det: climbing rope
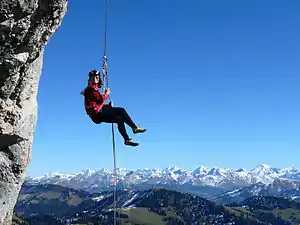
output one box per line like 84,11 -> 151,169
101,0 -> 119,224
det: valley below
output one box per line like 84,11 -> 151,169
13,164 -> 300,224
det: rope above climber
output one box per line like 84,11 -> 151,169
81,69 -> 146,147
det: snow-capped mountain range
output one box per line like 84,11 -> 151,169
25,164 -> 300,194
210,179 -> 300,204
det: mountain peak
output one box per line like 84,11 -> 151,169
167,166 -> 181,171
281,165 -> 298,172
258,164 -> 271,168
235,168 -> 247,172
193,165 -> 209,174
81,169 -> 95,176
251,164 -> 271,172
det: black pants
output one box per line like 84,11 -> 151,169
94,106 -> 137,140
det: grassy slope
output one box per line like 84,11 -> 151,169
264,208 -> 300,225
120,206 -> 254,225
226,206 -> 257,220
230,206 -> 300,225
236,196 -> 300,225
120,206 -> 300,225
121,208 -> 166,225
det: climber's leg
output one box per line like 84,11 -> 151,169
100,106 -> 146,134
111,107 -> 137,130
113,107 -> 147,134
96,106 -> 139,146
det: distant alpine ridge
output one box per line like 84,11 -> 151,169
25,164 -> 300,195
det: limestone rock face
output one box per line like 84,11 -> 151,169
0,0 -> 68,223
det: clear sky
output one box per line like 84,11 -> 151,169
26,0 -> 300,177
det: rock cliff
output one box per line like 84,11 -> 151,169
0,0 -> 68,223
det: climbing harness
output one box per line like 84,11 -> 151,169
101,0 -> 119,224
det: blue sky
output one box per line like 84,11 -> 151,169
26,0 -> 300,177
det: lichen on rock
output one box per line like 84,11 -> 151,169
0,0 -> 68,224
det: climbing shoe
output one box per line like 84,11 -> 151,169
124,138 -> 139,147
133,127 -> 146,134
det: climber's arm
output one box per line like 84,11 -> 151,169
102,87 -> 110,102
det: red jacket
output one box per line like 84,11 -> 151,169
84,84 -> 109,118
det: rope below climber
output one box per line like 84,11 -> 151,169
80,70 -> 146,147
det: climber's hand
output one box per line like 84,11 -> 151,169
105,87 -> 110,95
109,101 -> 114,107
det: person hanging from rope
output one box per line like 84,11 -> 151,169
81,69 -> 146,147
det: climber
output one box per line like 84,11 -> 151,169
81,69 -> 146,147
